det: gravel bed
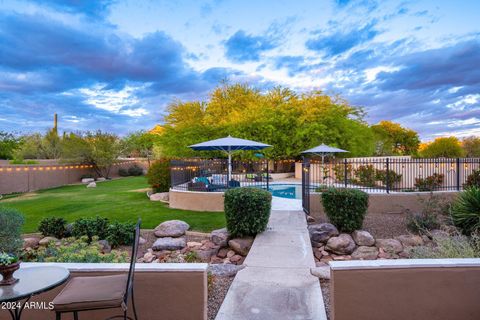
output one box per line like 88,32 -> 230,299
208,275 -> 234,320
362,213 -> 408,238
320,279 -> 330,320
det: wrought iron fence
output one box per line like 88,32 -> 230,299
171,159 -> 274,192
302,157 -> 480,194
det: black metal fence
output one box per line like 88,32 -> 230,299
171,159 -> 274,192
302,157 -> 480,194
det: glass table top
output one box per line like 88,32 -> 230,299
0,266 -> 70,302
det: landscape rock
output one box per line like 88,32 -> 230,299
308,223 -> 339,246
228,237 -> 254,256
143,250 -> 156,263
211,228 -> 230,247
23,237 -> 40,249
139,236 -> 147,245
230,254 -> 243,264
97,240 -> 111,253
325,234 -> 356,255
375,239 -> 403,254
86,182 -> 97,188
187,241 -> 202,248
351,246 -> 379,260
39,236 -> 59,246
352,230 -> 375,246
152,236 -> 186,251
193,247 -> 219,262
310,266 -> 331,280
154,220 -> 190,238
217,248 -> 229,259
210,256 -> 224,264
150,192 -> 169,202
81,178 -> 95,184
395,235 -> 424,247
208,264 -> 245,277
96,177 -> 106,182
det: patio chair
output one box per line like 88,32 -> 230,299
52,219 -> 142,320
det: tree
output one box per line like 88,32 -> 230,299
62,131 -> 122,178
122,131 -> 158,166
419,137 -> 465,158
0,131 -> 22,159
40,129 -> 62,159
462,136 -> 480,157
371,121 -> 420,156
14,133 -> 42,159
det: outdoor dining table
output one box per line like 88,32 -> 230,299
0,265 -> 70,320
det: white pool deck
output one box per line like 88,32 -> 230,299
215,203 -> 327,320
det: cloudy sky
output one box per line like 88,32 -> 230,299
0,0 -> 479,140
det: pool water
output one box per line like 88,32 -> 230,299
267,184 -> 302,200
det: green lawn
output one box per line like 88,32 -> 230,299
1,177 -> 225,233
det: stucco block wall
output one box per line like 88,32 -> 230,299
169,189 -> 224,211
330,260 -> 480,320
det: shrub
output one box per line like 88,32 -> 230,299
406,212 -> 441,234
31,237 -> 128,263
375,169 -> 402,189
118,168 -> 129,177
128,165 -> 144,176
321,188 -> 369,232
410,234 -> 480,259
224,187 -> 272,237
465,169 -> 480,188
354,165 -> 376,187
72,216 -> 109,242
147,159 -> 170,192
0,207 -> 24,255
106,221 -> 135,248
333,163 -> 352,183
414,173 -> 444,191
38,217 -> 67,238
451,187 -> 480,235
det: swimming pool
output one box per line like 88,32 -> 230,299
266,184 -> 302,200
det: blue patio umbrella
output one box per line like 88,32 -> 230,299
189,135 -> 272,181
302,143 -> 348,163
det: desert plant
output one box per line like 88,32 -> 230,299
72,216 -> 109,242
38,217 -> 68,238
451,187 -> 480,235
354,165 -> 376,187
410,233 -> 480,258
146,159 -> 170,192
224,187 -> 272,237
128,165 -> 144,176
106,221 -> 135,248
321,188 -> 369,232
31,237 -> 128,263
0,207 -> 24,255
465,169 -> 480,188
414,173 -> 444,191
406,212 -> 441,234
118,168 -> 129,177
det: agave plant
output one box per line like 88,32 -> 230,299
451,187 -> 480,235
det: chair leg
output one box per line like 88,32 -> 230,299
73,311 -> 79,320
131,289 -> 139,320
56,312 -> 61,320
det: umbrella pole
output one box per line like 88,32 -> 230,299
228,148 -> 232,186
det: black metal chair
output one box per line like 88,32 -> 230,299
52,219 -> 142,320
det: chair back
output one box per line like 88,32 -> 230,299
124,219 -> 141,305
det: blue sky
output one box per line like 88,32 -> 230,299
0,0 -> 479,140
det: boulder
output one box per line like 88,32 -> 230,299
308,223 -> 339,246
217,248 -> 229,259
143,250 -> 156,263
150,192 -> 169,202
187,241 -> 202,248
96,177 -> 106,182
39,236 -> 59,246
210,256 -> 224,264
395,235 -> 424,247
325,234 -> 356,255
152,236 -> 186,251
351,246 -> 379,260
228,237 -> 254,256
193,247 -> 219,262
310,266 -> 331,280
154,220 -> 190,238
86,182 -> 96,188
230,255 -> 243,264
208,264 -> 245,277
97,240 -> 111,253
23,237 -> 40,249
375,239 -> 403,254
211,228 -> 230,247
81,178 -> 94,184
352,230 -> 375,246
139,236 -> 147,245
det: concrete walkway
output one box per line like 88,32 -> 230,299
215,208 -> 327,320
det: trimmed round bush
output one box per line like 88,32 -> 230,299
38,217 -> 68,238
321,188 -> 369,232
146,159 -> 170,192
118,168 -> 129,177
224,187 -> 272,237
451,187 -> 480,235
72,216 -> 109,242
0,206 -> 24,255
128,165 -> 144,176
106,221 -> 135,248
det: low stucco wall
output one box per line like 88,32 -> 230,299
330,259 -> 480,320
0,263 -> 207,320
169,189 -> 224,212
309,191 -> 458,218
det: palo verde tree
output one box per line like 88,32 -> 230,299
371,121 -> 420,156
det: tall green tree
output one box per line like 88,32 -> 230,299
462,136 -> 480,157
420,137 -> 465,158
371,121 -> 420,156
0,131 -> 22,159
122,131 -> 158,166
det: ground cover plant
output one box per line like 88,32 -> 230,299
0,177 -> 225,233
